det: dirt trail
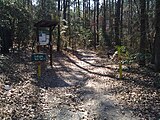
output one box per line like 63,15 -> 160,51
1,49 -> 159,119
38,49 -> 141,120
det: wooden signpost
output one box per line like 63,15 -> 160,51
31,53 -> 47,61
117,46 -> 122,80
31,53 -> 47,79
32,19 -> 58,79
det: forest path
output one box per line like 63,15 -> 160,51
38,49 -> 140,120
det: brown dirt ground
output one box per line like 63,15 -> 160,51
0,48 -> 159,120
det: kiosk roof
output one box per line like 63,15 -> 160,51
34,20 -> 58,27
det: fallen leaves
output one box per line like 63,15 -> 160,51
0,49 -> 160,120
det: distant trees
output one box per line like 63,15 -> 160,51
1,0 -> 160,70
36,0 -> 56,20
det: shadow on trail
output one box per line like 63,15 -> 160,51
69,49 -> 160,89
35,50 -> 91,89
66,49 -> 108,68
42,50 -> 159,120
64,49 -> 160,119
52,51 -> 90,85
64,52 -> 117,79
53,49 -> 159,90
37,67 -> 71,89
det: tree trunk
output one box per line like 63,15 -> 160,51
77,0 -> 81,33
155,0 -> 160,71
129,0 -> 133,47
78,0 -> 80,19
41,0 -> 46,18
67,0 -> 71,49
109,0 -> 114,42
139,0 -> 146,66
63,0 -> 67,24
146,0 -> 152,53
103,0 -> 111,46
57,0 -> 61,51
97,0 -> 99,45
115,0 -> 121,46
94,0 -> 97,50
103,0 -> 106,44
83,0 -> 86,27
120,0 -> 123,39
89,0 -> 91,22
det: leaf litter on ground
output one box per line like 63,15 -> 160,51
0,49 -> 159,120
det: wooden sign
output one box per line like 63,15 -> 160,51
31,53 -> 46,61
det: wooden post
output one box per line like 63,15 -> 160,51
118,47 -> 122,79
37,62 -> 41,80
49,27 -> 52,67
36,27 -> 40,52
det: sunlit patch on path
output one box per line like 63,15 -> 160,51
38,49 -> 141,120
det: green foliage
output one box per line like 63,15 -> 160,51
80,28 -> 93,47
115,46 -> 128,56
115,46 -> 131,65
35,0 -> 56,20
121,52 -> 152,65
115,45 -> 152,65
0,1 -> 32,48
132,53 -> 152,63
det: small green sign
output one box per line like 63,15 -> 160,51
31,53 -> 47,61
